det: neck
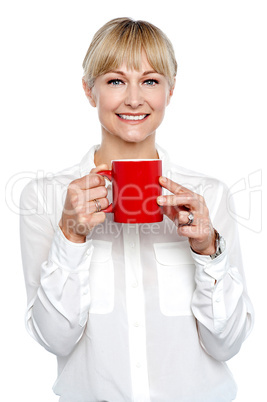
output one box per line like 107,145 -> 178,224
94,133 -> 158,169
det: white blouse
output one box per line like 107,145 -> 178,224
20,144 -> 254,401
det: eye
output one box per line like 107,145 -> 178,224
107,79 -> 124,86
143,79 -> 159,86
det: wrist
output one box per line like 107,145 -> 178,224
190,229 -> 216,256
59,219 -> 86,243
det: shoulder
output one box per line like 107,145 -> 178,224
159,145 -> 227,194
20,162 -> 81,218
168,161 -> 226,192
20,144 -> 98,219
158,144 -> 229,212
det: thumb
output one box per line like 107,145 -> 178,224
90,164 -> 109,174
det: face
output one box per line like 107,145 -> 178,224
84,53 -> 174,144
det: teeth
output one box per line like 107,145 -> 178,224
118,114 -> 147,121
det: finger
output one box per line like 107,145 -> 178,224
83,186 -> 108,202
90,164 -> 109,174
78,211 -> 107,233
160,204 -> 181,224
70,173 -> 106,191
161,205 -> 195,227
178,210 -> 196,226
178,219 -> 211,239
159,176 -> 193,196
157,194 -> 198,210
88,197 -> 110,213
89,211 -> 107,228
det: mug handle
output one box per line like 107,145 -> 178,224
97,170 -> 113,213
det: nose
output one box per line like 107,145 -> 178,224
124,84 -> 144,108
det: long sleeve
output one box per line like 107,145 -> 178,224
20,178 -> 94,357
191,250 -> 253,361
190,180 -> 254,362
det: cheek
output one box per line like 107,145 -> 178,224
97,92 -> 122,114
149,89 -> 170,111
151,98 -> 168,114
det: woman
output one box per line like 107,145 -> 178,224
20,18 -> 253,401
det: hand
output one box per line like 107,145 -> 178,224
157,176 -> 216,255
59,164 -> 109,243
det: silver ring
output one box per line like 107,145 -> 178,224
93,199 -> 102,213
187,212 -> 194,225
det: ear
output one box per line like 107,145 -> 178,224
167,78 -> 176,106
82,78 -> 96,107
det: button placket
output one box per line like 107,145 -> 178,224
123,224 -> 151,402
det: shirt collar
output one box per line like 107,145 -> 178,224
79,144 -> 100,177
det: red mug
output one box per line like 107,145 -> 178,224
98,159 -> 163,224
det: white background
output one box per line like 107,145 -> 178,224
1,1 -> 266,400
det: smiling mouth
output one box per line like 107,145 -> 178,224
117,114 -> 149,121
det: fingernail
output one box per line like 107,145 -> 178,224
160,176 -> 167,183
157,196 -> 165,205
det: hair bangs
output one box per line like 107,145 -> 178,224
83,18 -> 177,87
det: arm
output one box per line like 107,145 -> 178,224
191,182 -> 253,361
157,176 -> 254,361
191,249 -> 253,361
20,167 -> 108,357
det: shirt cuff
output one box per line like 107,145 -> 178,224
190,248 -> 229,283
48,226 -> 94,271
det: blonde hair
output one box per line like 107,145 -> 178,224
82,17 -> 177,88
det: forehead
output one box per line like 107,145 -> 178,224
110,57 -> 154,74
105,51 -> 162,77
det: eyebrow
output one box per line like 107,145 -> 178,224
107,70 -> 158,76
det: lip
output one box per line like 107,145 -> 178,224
116,113 -> 150,124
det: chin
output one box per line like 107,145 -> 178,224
117,130 -> 155,144
121,136 -> 151,145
